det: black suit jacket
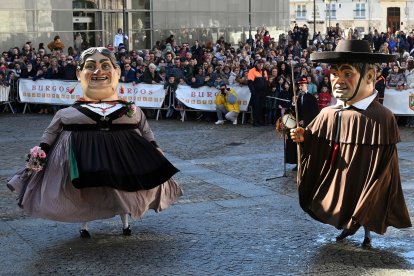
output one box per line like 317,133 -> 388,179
297,92 -> 319,127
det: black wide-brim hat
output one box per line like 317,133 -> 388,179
310,40 -> 396,63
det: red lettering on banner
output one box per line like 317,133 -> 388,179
45,86 -> 50,91
59,86 -> 64,92
207,92 -> 213,97
32,85 -> 36,91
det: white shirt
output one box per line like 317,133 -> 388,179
82,103 -> 123,116
334,91 -> 378,111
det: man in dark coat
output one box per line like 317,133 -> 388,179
247,60 -> 268,126
296,77 -> 319,127
290,40 -> 411,247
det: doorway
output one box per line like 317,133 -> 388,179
73,11 -> 102,49
387,7 -> 400,33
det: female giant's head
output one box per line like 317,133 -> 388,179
76,47 -> 121,101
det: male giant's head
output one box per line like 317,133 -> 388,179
310,40 -> 395,105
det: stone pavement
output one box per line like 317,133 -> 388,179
0,113 -> 413,276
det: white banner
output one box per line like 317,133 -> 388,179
16,79 -> 414,115
0,85 -> 10,102
384,89 -> 414,115
175,85 -> 251,111
18,79 -> 166,108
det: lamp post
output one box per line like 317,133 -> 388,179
313,0 -> 316,35
248,0 -> 252,44
122,0 -> 128,49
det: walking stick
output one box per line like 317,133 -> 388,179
266,107 -> 287,181
290,62 -> 302,185
282,124 -> 287,177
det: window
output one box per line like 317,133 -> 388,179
296,4 -> 306,19
355,3 -> 366,19
326,3 -> 336,19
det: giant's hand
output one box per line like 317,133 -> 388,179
290,127 -> 305,143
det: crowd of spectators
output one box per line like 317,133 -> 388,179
1,24 -> 414,126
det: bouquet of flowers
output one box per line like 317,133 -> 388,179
25,146 -> 47,175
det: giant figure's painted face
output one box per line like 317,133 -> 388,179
77,51 -> 121,101
330,63 -> 374,105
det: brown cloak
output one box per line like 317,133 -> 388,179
299,100 -> 411,234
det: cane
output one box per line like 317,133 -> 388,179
290,62 -> 302,185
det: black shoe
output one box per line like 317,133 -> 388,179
292,165 -> 297,171
79,229 -> 91,238
122,226 -> 132,236
335,229 -> 355,241
362,237 -> 371,247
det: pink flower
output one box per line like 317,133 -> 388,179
30,146 -> 41,155
25,146 -> 47,175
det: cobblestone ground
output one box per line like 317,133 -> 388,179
0,113 -> 413,276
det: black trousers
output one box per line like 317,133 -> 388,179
251,91 -> 265,124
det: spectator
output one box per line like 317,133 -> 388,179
265,76 -> 278,125
375,65 -> 386,104
247,60 -> 268,126
120,63 -> 137,83
33,67 -> 47,81
263,31 -> 271,49
20,62 -> 36,79
113,28 -> 127,49
135,69 -> 143,84
62,56 -> 77,80
6,71 -> 18,105
306,75 -> 318,95
187,67 -> 204,88
45,58 -> 63,79
0,71 -> 8,86
141,63 -> 162,84
228,67 -> 241,85
214,83 -> 239,125
169,57 -> 185,82
164,75 -> 181,119
386,64 -> 406,90
276,77 -> 292,120
404,59 -> 414,127
295,76 -> 319,128
11,62 -> 23,78
317,75 -> 332,94
190,40 -> 203,63
317,85 -> 332,110
47,35 -> 65,52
